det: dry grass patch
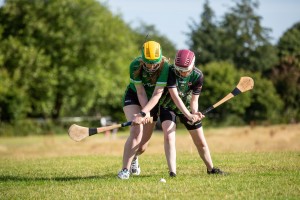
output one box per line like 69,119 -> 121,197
0,124 -> 299,159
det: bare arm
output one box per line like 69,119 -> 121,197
135,84 -> 148,108
141,86 -> 164,114
168,87 -> 194,121
132,85 -> 164,124
190,94 -> 199,114
190,94 -> 205,120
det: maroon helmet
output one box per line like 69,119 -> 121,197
174,49 -> 195,73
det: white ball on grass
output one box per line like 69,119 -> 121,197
160,178 -> 166,183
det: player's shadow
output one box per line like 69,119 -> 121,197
0,173 -> 116,182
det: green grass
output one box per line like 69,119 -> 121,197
1,151 -> 299,199
1,124 -> 300,199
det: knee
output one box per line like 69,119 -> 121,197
195,142 -> 208,151
130,128 -> 142,139
195,141 -> 206,148
164,133 -> 175,144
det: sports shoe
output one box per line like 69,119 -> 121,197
130,156 -> 141,175
207,167 -> 226,175
169,172 -> 176,177
117,168 -> 130,179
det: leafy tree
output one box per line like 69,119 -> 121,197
188,0 -> 277,72
0,31 -> 51,121
0,67 -> 29,121
269,22 -> 300,123
245,72 -> 283,123
133,23 -> 176,60
0,0 -> 138,122
219,0 -> 277,72
199,61 -> 252,125
199,61 -> 283,125
187,0 -> 222,65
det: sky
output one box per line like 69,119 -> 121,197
99,0 -> 300,49
0,0 -> 299,49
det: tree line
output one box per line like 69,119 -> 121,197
0,0 -> 299,135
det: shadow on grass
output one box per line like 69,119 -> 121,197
0,173 -> 116,182
0,174 -> 158,182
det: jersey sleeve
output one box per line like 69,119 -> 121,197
167,69 -> 177,88
155,62 -> 169,87
191,73 -> 204,95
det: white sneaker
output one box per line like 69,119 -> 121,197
130,156 -> 141,175
117,168 -> 130,179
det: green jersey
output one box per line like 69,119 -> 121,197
127,57 -> 169,99
159,65 -> 204,114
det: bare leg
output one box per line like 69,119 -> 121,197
136,121 -> 156,156
189,126 -> 214,171
122,105 -> 143,170
162,120 -> 177,174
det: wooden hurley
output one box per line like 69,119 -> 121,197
202,76 -> 254,114
68,117 -> 153,142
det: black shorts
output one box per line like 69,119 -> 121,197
159,106 -> 202,130
123,87 -> 159,121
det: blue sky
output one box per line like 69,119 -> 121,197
1,0 -> 299,49
99,0 -> 300,49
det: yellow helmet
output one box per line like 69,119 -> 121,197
141,41 -> 162,64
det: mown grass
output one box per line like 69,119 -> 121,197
0,125 -> 300,199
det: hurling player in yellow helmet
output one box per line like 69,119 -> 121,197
141,40 -> 162,66
118,41 -> 169,179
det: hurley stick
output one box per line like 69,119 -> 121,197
202,76 -> 254,114
68,117 -> 153,142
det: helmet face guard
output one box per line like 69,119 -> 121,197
142,63 -> 160,73
141,41 -> 162,64
174,49 -> 195,78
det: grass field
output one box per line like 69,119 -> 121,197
0,124 -> 299,199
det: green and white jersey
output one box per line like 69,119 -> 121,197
127,57 -> 169,99
159,65 -> 204,114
